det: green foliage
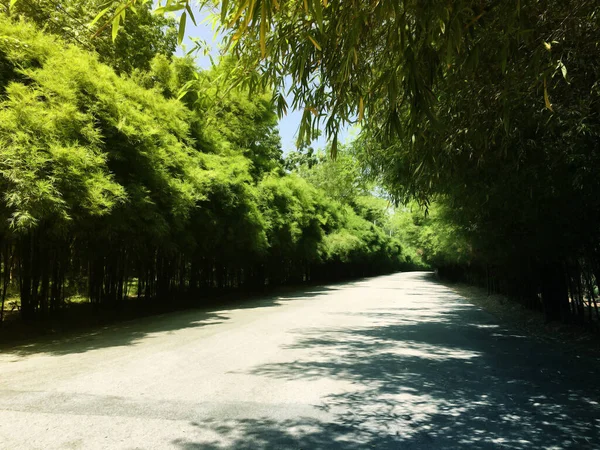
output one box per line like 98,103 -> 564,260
136,55 -> 284,179
350,1 -> 600,320
286,149 -> 421,277
199,63 -> 284,179
76,0 -> 600,323
0,15 -> 410,322
387,203 -> 470,270
295,147 -> 368,204
100,0 -> 582,152
2,0 -> 177,73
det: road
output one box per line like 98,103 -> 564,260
0,272 -> 599,449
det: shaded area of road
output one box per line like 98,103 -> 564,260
1,272 -> 599,449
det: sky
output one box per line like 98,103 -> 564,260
176,14 -> 352,154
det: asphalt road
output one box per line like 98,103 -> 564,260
1,272 -> 599,449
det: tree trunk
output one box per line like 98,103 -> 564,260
540,262 -> 570,322
0,243 -> 11,325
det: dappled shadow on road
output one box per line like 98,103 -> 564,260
173,273 -> 600,449
173,417 -> 403,449
0,286 -> 337,358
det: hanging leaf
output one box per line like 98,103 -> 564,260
89,5 -> 113,28
331,132 -> 338,159
186,3 -> 198,26
229,0 -> 249,27
221,0 -> 230,21
358,96 -> 364,122
313,0 -> 323,32
557,60 -> 568,81
111,13 -> 121,42
307,34 -> 322,51
259,1 -> 267,57
543,77 -> 553,112
178,11 -> 187,45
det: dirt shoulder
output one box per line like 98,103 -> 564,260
447,282 -> 600,360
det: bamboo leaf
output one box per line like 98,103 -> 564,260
221,0 -> 230,21
186,3 -> 198,26
178,11 -> 187,45
308,35 -> 322,51
358,96 -> 365,122
543,77 -> 553,112
331,132 -> 338,159
89,5 -> 113,27
229,0 -> 249,26
111,14 -> 121,42
558,60 -> 568,81
313,0 -> 323,32
259,1 -> 267,57
155,5 -> 186,14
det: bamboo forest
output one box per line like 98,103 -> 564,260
2,2 -> 600,449
0,3 -> 425,325
1,0 -> 599,328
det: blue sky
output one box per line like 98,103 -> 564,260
176,15 -> 352,154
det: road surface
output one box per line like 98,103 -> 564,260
1,272 -> 599,449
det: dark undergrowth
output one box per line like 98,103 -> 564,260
0,272 -> 403,351
447,282 -> 600,360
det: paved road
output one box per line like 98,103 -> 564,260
1,272 -> 599,449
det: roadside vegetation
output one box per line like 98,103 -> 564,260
0,5 -> 436,327
2,0 -> 600,330
113,0 -> 598,327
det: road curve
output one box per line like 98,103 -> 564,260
1,272 -> 599,449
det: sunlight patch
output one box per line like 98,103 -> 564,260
387,343 -> 481,361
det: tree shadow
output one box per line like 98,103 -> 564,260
172,275 -> 600,449
0,285 -> 337,357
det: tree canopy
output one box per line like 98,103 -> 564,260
77,1 -> 596,151
3,0 -> 600,326
122,0 -> 598,323
0,13 -> 420,323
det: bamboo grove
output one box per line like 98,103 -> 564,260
143,0 -> 600,325
4,0 -> 600,327
353,0 -> 600,324
0,12 -> 413,323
